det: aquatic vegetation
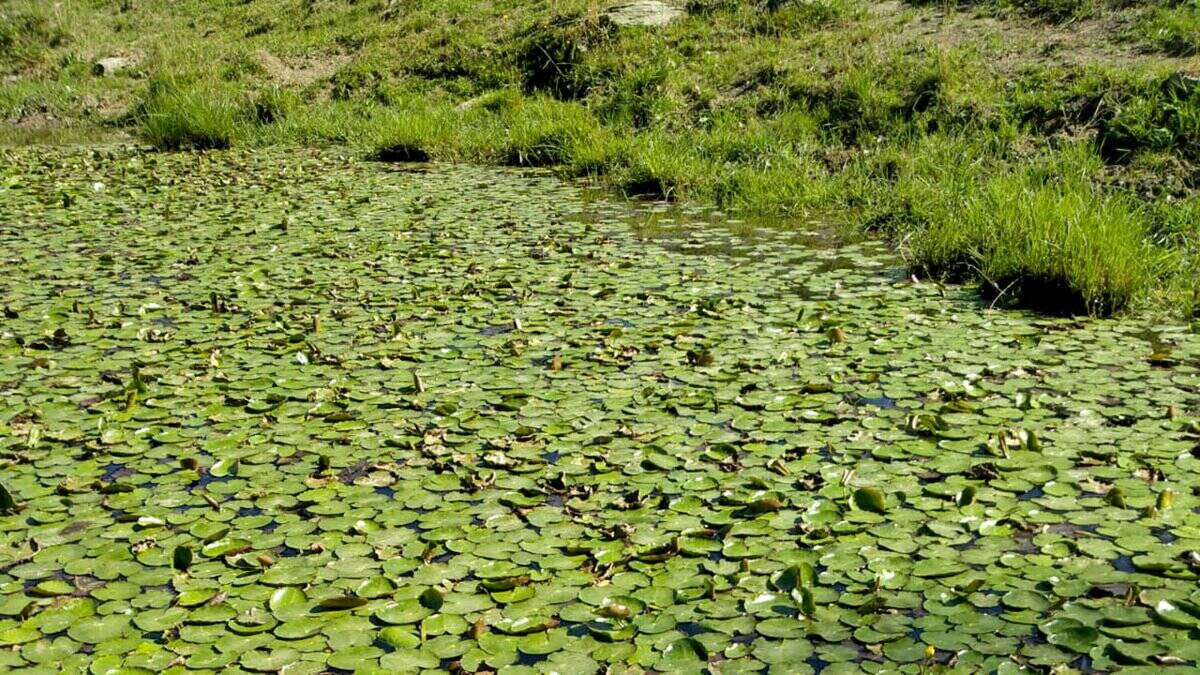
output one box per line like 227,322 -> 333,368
1,147 -> 1200,672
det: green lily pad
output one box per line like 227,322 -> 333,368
0,147 -> 1196,675
375,600 -> 433,625
68,615 -> 130,644
657,637 -> 708,671
1043,619 -> 1100,653
241,648 -> 301,672
852,487 -> 887,514
326,645 -> 383,670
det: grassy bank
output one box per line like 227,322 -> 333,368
2,0 -> 1199,315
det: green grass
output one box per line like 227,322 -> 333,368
500,97 -> 605,167
1008,0 -> 1094,21
904,146 -> 1162,314
366,106 -> 445,162
902,0 -> 1095,21
0,5 -> 68,73
0,0 -> 1198,315
137,76 -> 246,150
1133,3 -> 1200,57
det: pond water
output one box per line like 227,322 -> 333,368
1,146 -> 1200,673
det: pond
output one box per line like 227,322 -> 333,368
1,146 -> 1199,673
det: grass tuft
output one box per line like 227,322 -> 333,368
366,107 -> 446,162
0,7 -> 68,72
516,13 -> 613,100
137,76 -> 245,150
901,0 -> 1092,22
1097,73 -> 1200,164
500,97 -> 600,167
1133,4 -> 1200,57
1009,0 -> 1093,22
902,144 -> 1163,314
248,86 -> 298,126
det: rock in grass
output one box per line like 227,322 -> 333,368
93,57 -> 137,76
604,1 -> 682,27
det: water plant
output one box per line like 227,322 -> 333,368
1,146 -> 1199,671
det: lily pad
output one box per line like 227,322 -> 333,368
851,487 -> 887,514
67,615 -> 130,644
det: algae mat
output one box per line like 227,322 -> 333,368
2,147 -> 1200,674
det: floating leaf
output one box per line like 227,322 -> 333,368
585,617 -> 636,641
378,626 -> 420,649
0,147 -> 1195,673
210,458 -> 239,478
172,545 -> 193,572
956,485 -> 977,507
326,646 -> 383,671
319,595 -> 368,611
851,487 -> 887,514
241,648 -> 301,672
29,579 -> 73,597
269,587 -> 307,614
772,563 -> 815,593
0,482 -> 16,513
375,600 -> 433,625
201,538 -> 252,558
419,587 -> 444,611
355,576 -> 395,599
1150,599 -> 1200,629
67,615 -> 130,644
1043,619 -> 1099,653
657,637 -> 708,670
597,595 -> 644,620
749,495 -> 784,513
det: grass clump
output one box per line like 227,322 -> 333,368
247,86 -> 298,126
902,145 -> 1164,314
962,177 -> 1153,315
737,0 -> 866,34
516,12 -> 614,100
362,94 -> 618,168
137,74 -> 309,150
0,7 -> 68,73
137,76 -> 246,150
1007,0 -> 1093,22
902,0 -> 1092,22
1133,3 -> 1200,57
1097,73 -> 1200,164
616,134 -> 715,201
500,97 -> 603,167
366,107 -> 446,162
